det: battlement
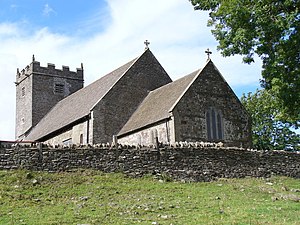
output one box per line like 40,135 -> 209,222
15,57 -> 85,139
15,60 -> 84,85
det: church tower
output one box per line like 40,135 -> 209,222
15,56 -> 84,140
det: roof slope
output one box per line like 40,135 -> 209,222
118,70 -> 200,136
26,57 -> 137,141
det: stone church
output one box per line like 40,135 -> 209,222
16,45 -> 252,147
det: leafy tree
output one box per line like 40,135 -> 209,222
241,89 -> 300,150
190,0 -> 300,126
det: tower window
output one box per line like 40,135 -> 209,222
206,108 -> 223,141
54,83 -> 64,94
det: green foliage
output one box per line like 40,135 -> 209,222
241,89 -> 300,150
190,0 -> 300,125
0,170 -> 300,224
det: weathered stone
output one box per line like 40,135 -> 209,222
15,60 -> 83,140
0,145 -> 299,182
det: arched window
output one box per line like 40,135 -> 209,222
206,108 -> 223,140
80,134 -> 83,144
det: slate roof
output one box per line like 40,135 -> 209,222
26,57 -> 138,141
118,69 -> 201,136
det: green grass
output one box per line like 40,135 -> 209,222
0,170 -> 299,225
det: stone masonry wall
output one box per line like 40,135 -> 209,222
92,49 -> 172,143
118,122 -> 170,146
15,60 -> 84,139
173,61 -> 251,148
0,144 -> 299,182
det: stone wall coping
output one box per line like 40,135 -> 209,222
1,141 -> 299,155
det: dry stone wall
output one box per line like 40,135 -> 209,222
0,144 -> 299,182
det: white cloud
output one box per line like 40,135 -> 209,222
0,23 -> 19,37
42,4 -> 56,17
0,0 -> 262,140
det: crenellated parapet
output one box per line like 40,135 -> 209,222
15,56 -> 84,140
15,59 -> 83,86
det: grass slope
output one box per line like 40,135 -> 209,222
0,170 -> 299,225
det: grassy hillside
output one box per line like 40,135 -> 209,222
0,170 -> 299,224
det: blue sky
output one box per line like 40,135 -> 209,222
0,0 -> 109,35
0,0 -> 262,140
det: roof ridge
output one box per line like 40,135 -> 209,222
166,59 -> 214,113
89,57 -> 139,111
31,57 -> 138,126
148,69 -> 200,94
167,68 -> 202,113
117,69 -> 199,136
26,54 -> 143,141
89,48 -> 161,112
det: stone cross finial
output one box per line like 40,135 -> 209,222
144,40 -> 150,50
32,54 -> 35,62
205,48 -> 212,60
